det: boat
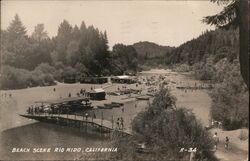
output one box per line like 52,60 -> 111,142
104,103 -> 120,108
111,102 -> 124,106
31,96 -> 93,114
97,105 -> 112,109
146,93 -> 155,97
136,96 -> 150,100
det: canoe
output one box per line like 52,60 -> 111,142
136,96 -> 150,100
111,102 -> 124,106
146,93 -> 155,97
104,103 -> 120,108
97,105 -> 112,109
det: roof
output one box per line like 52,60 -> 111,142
35,96 -> 90,104
90,88 -> 105,93
115,75 -> 130,79
81,77 -> 107,79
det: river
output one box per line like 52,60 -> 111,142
0,69 -> 212,160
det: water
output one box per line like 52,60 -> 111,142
0,69 -> 212,160
0,94 -> 149,160
0,123 -> 109,160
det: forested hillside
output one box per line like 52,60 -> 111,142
0,14 -> 139,89
167,29 -> 239,66
133,41 -> 173,59
166,28 -> 248,130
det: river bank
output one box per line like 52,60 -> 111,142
0,69 -> 248,160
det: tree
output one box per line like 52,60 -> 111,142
6,14 -> 27,42
3,14 -> 31,68
72,25 -> 81,40
55,20 -> 73,64
66,40 -> 80,66
113,87 -> 217,161
203,0 -> 249,88
111,44 -> 138,72
31,24 -> 49,42
210,59 -> 249,129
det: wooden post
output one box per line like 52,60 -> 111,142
189,151 -> 193,161
101,112 -> 103,134
101,112 -> 103,126
85,116 -> 87,132
112,115 -> 113,129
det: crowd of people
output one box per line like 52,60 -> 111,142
27,105 -> 44,114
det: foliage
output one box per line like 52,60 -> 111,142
192,57 -> 216,80
111,44 -> 139,73
203,0 -> 238,30
0,65 -> 56,89
2,15 -> 53,70
210,59 -> 249,130
167,29 -> 238,66
203,0 -> 249,88
1,14 -> 140,89
6,14 -> 27,42
31,24 -> 49,42
172,63 -> 191,72
133,41 -> 173,63
113,87 -> 217,161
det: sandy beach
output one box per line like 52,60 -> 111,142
0,69 -> 248,161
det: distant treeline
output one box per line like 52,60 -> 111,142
1,14 -> 139,89
164,28 -> 248,130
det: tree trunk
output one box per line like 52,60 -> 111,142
237,0 -> 249,89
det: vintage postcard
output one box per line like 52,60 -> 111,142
0,0 -> 249,161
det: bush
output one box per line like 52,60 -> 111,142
0,65 -> 56,89
112,87 -> 218,161
210,60 -> 249,130
173,63 -> 190,72
238,129 -> 248,141
192,59 -> 215,81
34,63 -> 56,75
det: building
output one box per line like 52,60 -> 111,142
80,77 -> 108,84
64,75 -> 76,84
89,88 -> 106,100
111,75 -> 137,84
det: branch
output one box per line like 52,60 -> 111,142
202,1 -> 238,29
210,0 -> 235,5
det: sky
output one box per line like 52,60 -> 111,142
1,0 -> 224,48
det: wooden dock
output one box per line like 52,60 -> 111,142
19,113 -> 132,137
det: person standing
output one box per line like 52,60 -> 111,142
120,117 -> 124,130
93,112 -> 96,119
85,113 -> 89,121
116,118 -> 120,129
213,132 -> 219,150
225,136 -> 229,150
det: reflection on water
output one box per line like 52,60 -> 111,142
0,100 -> 148,160
0,122 -> 110,160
